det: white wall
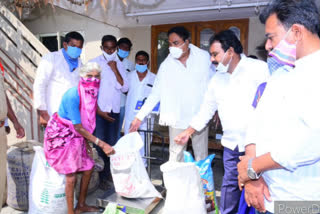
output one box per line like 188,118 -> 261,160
23,7 -> 121,62
23,8 -> 266,63
120,27 -> 152,63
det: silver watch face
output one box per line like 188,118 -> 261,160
248,168 -> 257,180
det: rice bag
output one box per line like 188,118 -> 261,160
184,151 -> 218,214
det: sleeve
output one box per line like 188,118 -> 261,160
270,128 -> 320,172
244,108 -> 259,147
135,67 -> 162,121
60,88 -> 81,125
189,77 -> 218,131
115,60 -> 129,93
269,88 -> 320,171
33,54 -> 54,110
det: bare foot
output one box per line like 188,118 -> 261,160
75,204 -> 100,214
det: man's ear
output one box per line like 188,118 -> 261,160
228,47 -> 235,56
63,42 -> 68,50
291,24 -> 303,42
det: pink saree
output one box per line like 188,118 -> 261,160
44,77 -> 100,174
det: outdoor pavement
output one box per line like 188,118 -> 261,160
1,144 -> 224,214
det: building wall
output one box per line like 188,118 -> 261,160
23,7 -> 266,64
120,27 -> 152,63
23,6 -> 121,62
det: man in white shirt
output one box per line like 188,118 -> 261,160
33,31 -> 84,126
130,26 -> 211,162
237,1 -> 320,214
124,51 -> 156,166
90,35 -> 128,188
117,37 -> 135,140
175,30 -> 269,214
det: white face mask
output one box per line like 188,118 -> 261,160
103,50 -> 117,62
216,51 -> 232,73
169,42 -> 186,59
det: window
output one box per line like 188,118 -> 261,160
151,19 -> 249,73
37,31 -> 85,52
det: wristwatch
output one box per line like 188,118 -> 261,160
247,158 -> 261,180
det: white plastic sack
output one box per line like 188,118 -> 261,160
160,161 -> 207,214
28,146 -> 67,214
110,132 -> 161,198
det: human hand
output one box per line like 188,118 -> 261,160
13,122 -> 25,138
86,143 -> 93,159
101,142 -> 115,156
174,128 -> 194,145
129,118 -> 141,132
101,112 -> 115,123
39,110 -> 50,127
237,155 -> 251,187
243,177 -> 272,212
107,61 -> 117,72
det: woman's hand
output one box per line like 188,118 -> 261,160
99,141 -> 115,156
86,142 -> 93,159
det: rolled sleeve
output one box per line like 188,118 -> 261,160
270,129 -> 320,172
189,77 -> 218,131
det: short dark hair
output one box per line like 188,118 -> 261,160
101,35 -> 117,46
167,26 -> 190,41
64,31 -> 84,44
117,37 -> 133,49
209,30 -> 243,54
247,55 -> 258,59
135,50 -> 149,61
259,0 -> 320,35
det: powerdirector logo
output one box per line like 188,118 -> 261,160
275,201 -> 320,214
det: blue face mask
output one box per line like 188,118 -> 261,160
118,49 -> 130,59
66,46 -> 82,59
135,64 -> 148,73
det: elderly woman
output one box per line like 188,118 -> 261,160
44,62 -> 115,214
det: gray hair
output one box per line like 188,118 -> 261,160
79,62 -> 102,77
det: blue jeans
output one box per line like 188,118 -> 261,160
94,112 -> 120,182
220,146 -> 245,214
118,106 -> 125,140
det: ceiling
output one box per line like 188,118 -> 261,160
49,0 -> 271,27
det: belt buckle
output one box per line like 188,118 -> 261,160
0,120 -> 4,128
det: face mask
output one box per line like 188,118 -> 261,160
169,42 -> 186,59
216,51 -> 232,73
268,28 -> 296,68
135,64 -> 148,73
118,49 -> 130,59
267,57 -> 284,75
103,50 -> 117,62
66,46 -> 82,59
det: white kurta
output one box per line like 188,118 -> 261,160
136,44 -> 211,129
90,55 -> 128,113
124,70 -> 156,166
33,49 -> 81,116
124,70 -> 156,134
